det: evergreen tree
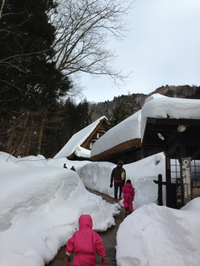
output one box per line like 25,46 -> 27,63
0,0 -> 71,156
110,94 -> 137,128
0,0 -> 69,110
190,86 -> 200,99
42,98 -> 91,158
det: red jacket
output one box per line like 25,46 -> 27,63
66,215 -> 105,266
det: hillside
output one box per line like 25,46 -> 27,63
88,85 -> 199,121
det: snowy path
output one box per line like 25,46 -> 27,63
46,189 -> 125,266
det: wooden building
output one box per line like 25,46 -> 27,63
90,110 -> 141,164
54,116 -> 109,160
67,116 -> 109,160
142,117 -> 200,208
141,94 -> 200,208
91,138 -> 141,164
91,94 -> 200,208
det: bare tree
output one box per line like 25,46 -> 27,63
49,0 -> 133,84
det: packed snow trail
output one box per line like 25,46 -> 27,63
46,189 -> 125,266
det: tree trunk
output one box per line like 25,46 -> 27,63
26,115 -> 34,156
37,115 -> 46,155
5,120 -> 18,154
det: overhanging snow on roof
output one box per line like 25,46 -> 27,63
54,116 -> 108,159
55,94 -> 200,162
91,110 -> 141,159
141,94 -> 200,141
91,94 -> 200,161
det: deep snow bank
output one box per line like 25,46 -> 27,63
77,161 -> 115,196
116,198 -> 200,266
0,152 -> 118,266
77,153 -> 166,208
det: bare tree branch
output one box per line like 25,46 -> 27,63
48,0 -> 133,84
0,0 -> 6,19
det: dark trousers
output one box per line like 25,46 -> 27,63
114,182 -> 123,199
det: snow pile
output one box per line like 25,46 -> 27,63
77,152 -> 166,209
0,152 -> 118,266
116,198 -> 200,266
1,93 -> 200,266
0,150 -> 200,266
124,152 -> 166,208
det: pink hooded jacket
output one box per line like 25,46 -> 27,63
122,183 -> 135,197
122,183 -> 135,211
66,215 -> 105,266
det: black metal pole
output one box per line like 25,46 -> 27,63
158,174 -> 163,206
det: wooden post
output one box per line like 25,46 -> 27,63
153,174 -> 166,206
166,156 -> 171,207
158,174 -> 163,206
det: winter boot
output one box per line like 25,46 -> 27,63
125,207 -> 129,214
114,198 -> 119,203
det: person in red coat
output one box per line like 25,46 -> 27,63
65,214 -> 106,266
122,179 -> 135,214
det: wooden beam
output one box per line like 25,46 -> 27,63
191,147 -> 200,160
165,139 -> 181,156
147,118 -> 200,126
91,139 -> 141,161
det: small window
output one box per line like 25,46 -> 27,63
170,159 -> 181,183
191,160 -> 200,187
170,159 -> 200,187
90,142 -> 93,149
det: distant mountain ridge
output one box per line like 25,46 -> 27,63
88,85 -> 199,122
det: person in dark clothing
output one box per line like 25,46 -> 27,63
110,160 -> 126,203
71,166 -> 76,171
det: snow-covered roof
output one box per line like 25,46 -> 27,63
141,93 -> 200,140
91,110 -> 141,157
54,116 -> 108,159
91,94 -> 200,157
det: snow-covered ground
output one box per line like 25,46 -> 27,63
116,199 -> 200,266
1,94 -> 200,266
0,152 -> 118,266
1,151 -> 199,266
77,152 -> 166,209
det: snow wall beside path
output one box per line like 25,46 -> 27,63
77,152 -> 166,209
0,153 -> 118,266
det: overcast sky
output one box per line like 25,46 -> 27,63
77,0 -> 200,103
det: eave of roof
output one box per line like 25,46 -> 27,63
91,138 -> 141,161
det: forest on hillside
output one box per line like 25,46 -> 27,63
89,84 -> 200,121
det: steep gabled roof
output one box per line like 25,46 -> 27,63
54,116 -> 108,159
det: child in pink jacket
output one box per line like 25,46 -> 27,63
65,214 -> 106,266
122,179 -> 135,214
